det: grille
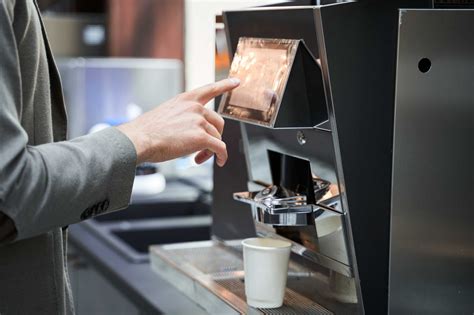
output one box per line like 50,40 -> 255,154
169,243 -> 243,275
151,240 -> 333,315
216,278 -> 332,315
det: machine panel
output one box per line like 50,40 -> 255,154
390,9 -> 474,314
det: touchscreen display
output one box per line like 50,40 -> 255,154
218,38 -> 299,127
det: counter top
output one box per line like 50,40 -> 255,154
69,222 -> 208,314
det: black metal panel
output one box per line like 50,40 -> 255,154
243,125 -> 337,183
434,0 -> 474,8
263,0 -> 315,6
275,42 -> 328,128
317,1 -> 432,313
225,8 -> 320,58
268,150 -> 316,203
211,119 -> 256,240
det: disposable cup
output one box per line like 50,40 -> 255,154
242,237 -> 292,308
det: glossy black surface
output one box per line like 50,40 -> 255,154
211,119 -> 256,240
225,8 -> 320,58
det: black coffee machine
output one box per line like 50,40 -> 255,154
213,1 -> 433,314
149,2 -> 473,314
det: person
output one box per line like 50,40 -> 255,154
0,0 -> 239,313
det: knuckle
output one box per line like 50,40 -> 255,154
190,102 -> 203,113
197,132 -> 209,144
190,113 -> 205,126
176,93 -> 188,101
188,104 -> 197,112
196,116 -> 207,127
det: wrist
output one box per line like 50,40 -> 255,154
116,124 -> 150,164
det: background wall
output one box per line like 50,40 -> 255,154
184,0 -> 289,95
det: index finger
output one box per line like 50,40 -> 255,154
187,78 -> 240,105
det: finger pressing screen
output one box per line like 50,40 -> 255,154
190,78 -> 240,105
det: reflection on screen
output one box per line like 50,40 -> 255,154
228,48 -> 288,112
218,37 -> 299,127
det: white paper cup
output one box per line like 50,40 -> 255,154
242,237 -> 292,308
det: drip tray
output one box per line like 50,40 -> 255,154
150,240 -> 333,315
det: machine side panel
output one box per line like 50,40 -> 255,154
318,1 -> 431,313
212,119 -> 256,239
390,10 -> 474,314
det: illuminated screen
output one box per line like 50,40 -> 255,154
218,38 -> 299,126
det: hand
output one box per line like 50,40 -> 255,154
116,78 -> 240,166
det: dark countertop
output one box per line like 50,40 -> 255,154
68,178 -> 213,314
69,222 -> 208,315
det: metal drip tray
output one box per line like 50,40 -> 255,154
150,240 -> 333,315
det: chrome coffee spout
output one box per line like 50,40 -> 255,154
233,185 -> 316,226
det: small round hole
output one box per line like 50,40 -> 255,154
418,58 -> 431,73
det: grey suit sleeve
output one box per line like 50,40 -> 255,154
0,4 -> 137,243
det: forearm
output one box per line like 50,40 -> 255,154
116,123 -> 151,165
0,127 -> 137,242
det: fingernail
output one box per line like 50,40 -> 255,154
229,78 -> 240,85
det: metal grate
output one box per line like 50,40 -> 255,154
151,241 -> 333,315
171,243 -> 243,275
216,278 -> 332,315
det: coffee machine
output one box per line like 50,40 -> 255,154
215,2 -> 434,314
150,2 -> 473,314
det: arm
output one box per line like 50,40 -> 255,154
0,79 -> 238,244
0,2 -> 137,245
0,3 -> 239,244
